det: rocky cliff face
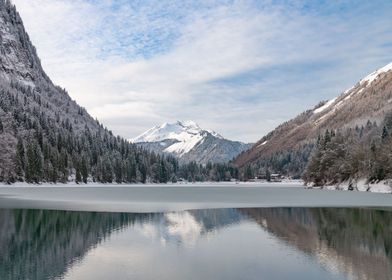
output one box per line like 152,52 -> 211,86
0,0 -> 48,84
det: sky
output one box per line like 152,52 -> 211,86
11,0 -> 392,143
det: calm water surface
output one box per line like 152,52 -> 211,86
0,207 -> 392,280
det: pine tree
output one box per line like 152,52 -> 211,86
159,159 -> 168,183
266,168 -> 271,182
102,157 -> 113,183
114,158 -> 122,183
15,137 -> 25,180
80,156 -> 88,183
126,156 -> 137,183
26,141 -> 43,183
139,163 -> 147,183
382,126 -> 389,140
75,167 -> 82,184
244,165 -> 253,181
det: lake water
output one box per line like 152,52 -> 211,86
1,207 -> 392,280
2,184 -> 392,212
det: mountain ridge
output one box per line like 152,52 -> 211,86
234,61 -> 392,178
133,120 -> 252,164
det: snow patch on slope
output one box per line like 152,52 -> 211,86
314,98 -> 337,114
257,140 -> 268,148
343,88 -> 364,102
164,134 -> 205,155
359,62 -> 392,87
313,62 -> 392,124
337,62 -> 392,102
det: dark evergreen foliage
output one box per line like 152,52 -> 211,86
178,161 -> 238,182
0,0 -> 238,184
303,114 -> 392,186
239,143 -> 314,180
0,80 -> 238,184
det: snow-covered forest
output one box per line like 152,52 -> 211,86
0,0 -> 238,184
0,79 -> 240,184
303,113 -> 392,186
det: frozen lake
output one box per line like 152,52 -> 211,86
0,183 -> 392,212
1,184 -> 392,279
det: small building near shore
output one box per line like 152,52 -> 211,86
270,174 -> 282,182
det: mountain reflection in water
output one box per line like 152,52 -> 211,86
241,208 -> 392,280
0,208 -> 391,280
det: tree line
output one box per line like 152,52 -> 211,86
303,113 -> 392,186
238,143 -> 313,181
0,80 -> 238,184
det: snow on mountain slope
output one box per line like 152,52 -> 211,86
359,62 -> 392,87
313,97 -> 337,114
132,121 -> 219,155
312,62 -> 392,117
234,61 -> 392,170
132,121 -> 251,164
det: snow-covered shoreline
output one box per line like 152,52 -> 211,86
308,179 -> 392,194
0,180 -> 304,188
3,179 -> 391,194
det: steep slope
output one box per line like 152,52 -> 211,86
234,62 -> 392,177
132,121 -> 252,164
0,0 -> 178,183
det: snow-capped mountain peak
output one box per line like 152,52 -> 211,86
131,121 -> 223,155
131,121 -> 251,163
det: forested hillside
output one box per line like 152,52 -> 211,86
0,0 -> 237,184
303,113 -> 392,186
235,62 -> 392,181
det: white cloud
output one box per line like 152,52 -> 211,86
11,0 -> 392,142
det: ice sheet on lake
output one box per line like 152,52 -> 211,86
1,184 -> 392,213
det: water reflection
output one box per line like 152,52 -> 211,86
241,208 -> 392,280
0,210 -> 148,280
0,208 -> 391,280
139,209 -> 242,247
